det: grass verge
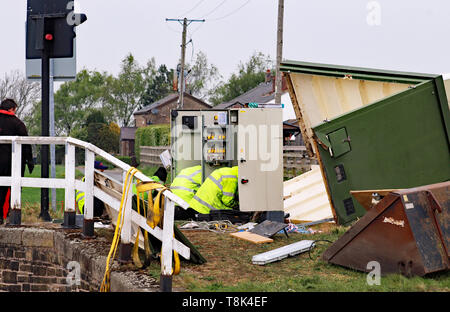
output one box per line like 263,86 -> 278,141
144,222 -> 450,292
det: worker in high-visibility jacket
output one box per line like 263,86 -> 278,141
77,165 -> 168,215
188,166 -> 239,215
170,165 -> 202,204
76,161 -> 109,217
171,165 -> 203,220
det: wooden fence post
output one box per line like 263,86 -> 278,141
64,142 -> 76,228
160,197 -> 175,292
83,150 -> 95,237
119,170 -> 132,262
9,139 -> 22,225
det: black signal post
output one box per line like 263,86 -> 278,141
26,0 -> 87,223
40,29 -> 52,221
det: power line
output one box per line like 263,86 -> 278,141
166,18 -> 205,109
208,0 -> 251,21
198,0 -> 228,19
176,0 -> 206,18
189,22 -> 205,37
188,0 -> 252,37
165,21 -> 182,34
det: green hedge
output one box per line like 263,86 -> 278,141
135,124 -> 170,163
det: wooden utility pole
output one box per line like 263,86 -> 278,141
275,0 -> 284,105
179,18 -> 188,109
166,18 -> 205,109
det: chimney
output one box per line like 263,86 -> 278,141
272,74 -> 276,93
265,69 -> 272,83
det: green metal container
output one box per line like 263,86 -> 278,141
313,76 -> 450,225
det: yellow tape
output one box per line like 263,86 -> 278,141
135,181 -> 181,275
101,169 -> 181,292
100,167 -> 138,292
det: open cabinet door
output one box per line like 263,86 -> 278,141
237,108 -> 284,212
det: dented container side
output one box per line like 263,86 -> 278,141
313,80 -> 450,225
401,191 -> 448,274
288,72 -> 412,129
281,61 -> 441,156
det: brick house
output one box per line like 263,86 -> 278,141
133,93 -> 211,127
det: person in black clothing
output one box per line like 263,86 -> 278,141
0,99 -> 34,223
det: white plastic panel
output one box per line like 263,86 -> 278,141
252,240 -> 315,265
237,108 -> 284,212
283,165 -> 334,222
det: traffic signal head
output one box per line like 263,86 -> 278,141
26,0 -> 87,59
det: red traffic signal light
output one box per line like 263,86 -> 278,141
45,34 -> 53,41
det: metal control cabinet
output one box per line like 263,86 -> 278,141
170,108 -> 283,212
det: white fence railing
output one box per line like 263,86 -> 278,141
0,136 -> 190,292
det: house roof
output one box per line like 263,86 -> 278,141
283,119 -> 300,131
134,92 -> 211,115
120,127 -> 137,140
284,119 -> 299,126
215,81 -> 275,109
134,93 -> 179,115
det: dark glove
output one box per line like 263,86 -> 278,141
27,162 -> 34,174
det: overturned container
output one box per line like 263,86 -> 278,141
281,61 -> 450,225
322,181 -> 449,277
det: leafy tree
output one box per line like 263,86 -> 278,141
209,52 -> 274,105
23,100 -> 41,136
53,69 -> 108,135
84,109 -> 106,126
73,110 -> 120,153
103,54 -> 147,127
101,122 -> 120,154
185,51 -> 221,101
141,63 -> 173,107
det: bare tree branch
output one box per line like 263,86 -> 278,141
0,70 -> 40,119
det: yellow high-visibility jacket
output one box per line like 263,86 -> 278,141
170,165 -> 202,204
76,175 -> 161,214
189,166 -> 238,214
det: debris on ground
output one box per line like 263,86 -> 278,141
279,223 -> 323,235
249,220 -> 288,238
230,231 -> 274,244
322,181 -> 449,277
252,240 -> 315,265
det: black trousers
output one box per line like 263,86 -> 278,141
0,164 -> 11,220
174,207 -> 198,220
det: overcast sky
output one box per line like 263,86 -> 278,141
1,0 -> 450,82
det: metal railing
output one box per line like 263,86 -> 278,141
0,136 -> 191,291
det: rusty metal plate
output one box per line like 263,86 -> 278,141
322,181 -> 449,277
